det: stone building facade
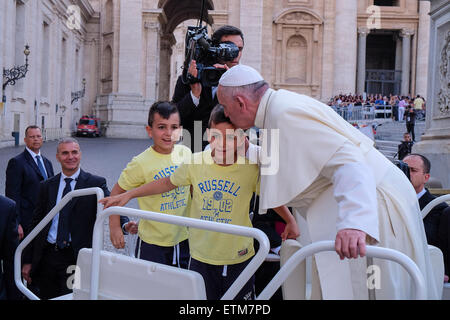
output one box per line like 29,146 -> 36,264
414,0 -> 450,188
0,0 -> 433,145
0,0 -> 95,148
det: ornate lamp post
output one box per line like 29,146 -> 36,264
2,44 -> 30,91
71,78 -> 86,104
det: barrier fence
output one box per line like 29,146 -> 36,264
43,128 -> 64,141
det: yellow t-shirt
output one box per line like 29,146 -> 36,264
118,144 -> 192,247
170,150 -> 259,265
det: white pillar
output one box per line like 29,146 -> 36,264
400,29 -> 414,96
144,20 -> 161,102
416,0 -> 431,98
357,27 -> 370,95
333,0 -> 357,95
239,0 -> 263,70
158,34 -> 174,101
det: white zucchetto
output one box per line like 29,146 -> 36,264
218,64 -> 264,87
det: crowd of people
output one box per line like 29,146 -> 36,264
328,93 -> 426,121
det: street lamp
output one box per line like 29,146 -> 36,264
2,44 -> 30,91
71,78 -> 86,104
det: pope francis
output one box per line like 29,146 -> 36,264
217,64 -> 440,299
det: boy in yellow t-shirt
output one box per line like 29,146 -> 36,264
108,101 -> 192,268
101,105 -> 299,300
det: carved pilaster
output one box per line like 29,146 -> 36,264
437,30 -> 450,115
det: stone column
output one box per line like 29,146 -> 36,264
400,29 -> 414,96
333,0 -> 357,95
357,27 -> 369,95
158,34 -> 175,101
105,0 -> 149,139
117,0 -> 142,95
416,0 -> 431,97
239,0 -> 263,70
144,20 -> 161,103
0,0 -> 6,143
321,0 -> 336,100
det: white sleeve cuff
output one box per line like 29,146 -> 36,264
332,162 -> 379,243
320,141 -> 380,243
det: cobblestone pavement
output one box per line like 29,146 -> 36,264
0,137 -> 153,257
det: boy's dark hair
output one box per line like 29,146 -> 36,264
208,104 -> 232,128
212,25 -> 244,46
148,101 -> 179,127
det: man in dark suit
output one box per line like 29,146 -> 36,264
6,125 -> 54,240
403,154 -> 449,280
172,25 -> 244,152
21,137 -> 127,299
0,196 -> 21,300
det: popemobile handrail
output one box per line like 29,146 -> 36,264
14,187 -> 105,300
421,194 -> 450,220
93,207 -> 270,300
256,240 -> 427,300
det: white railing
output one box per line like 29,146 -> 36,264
421,194 -> 450,219
257,240 -> 427,300
16,187 -> 428,300
14,187 -> 270,301
93,207 -> 270,300
14,188 -> 105,300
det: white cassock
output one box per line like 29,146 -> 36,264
253,88 -> 439,299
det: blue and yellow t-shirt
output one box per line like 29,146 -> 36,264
118,144 -> 192,247
170,150 -> 259,265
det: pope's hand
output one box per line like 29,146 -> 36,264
99,193 -> 131,209
335,229 -> 367,260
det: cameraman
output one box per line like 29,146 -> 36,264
397,132 -> 414,160
172,25 -> 244,151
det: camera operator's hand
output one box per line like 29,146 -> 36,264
188,60 -> 202,99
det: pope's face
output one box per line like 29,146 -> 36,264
217,86 -> 255,130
